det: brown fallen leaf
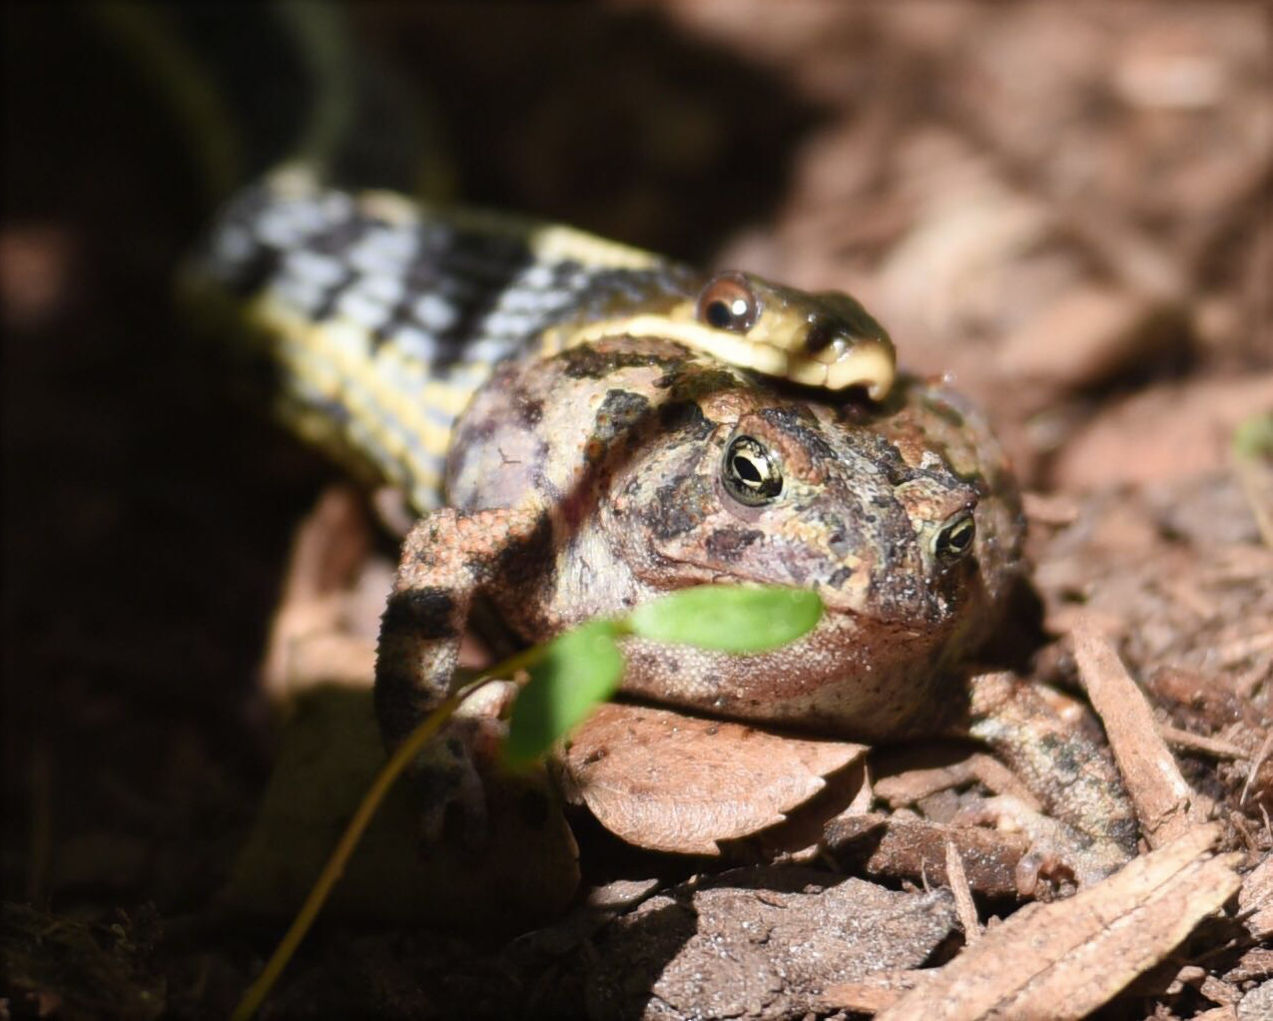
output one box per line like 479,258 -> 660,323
559,702 -> 866,855
261,486 -> 379,698
875,823 -> 1242,1021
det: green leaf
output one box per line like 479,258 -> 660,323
626,585 -> 823,653
503,620 -> 624,767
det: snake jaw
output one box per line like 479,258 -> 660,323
804,338 -> 897,399
723,275 -> 898,399
757,322 -> 896,399
552,315 -> 897,400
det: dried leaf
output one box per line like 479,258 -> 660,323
561,703 -> 865,854
1051,374 -> 1273,489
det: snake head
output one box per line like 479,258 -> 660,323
694,271 -> 897,400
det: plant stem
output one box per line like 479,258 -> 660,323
228,653 -> 532,1019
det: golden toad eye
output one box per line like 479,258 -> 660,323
933,511 -> 976,563
722,435 -> 782,506
696,272 -> 760,333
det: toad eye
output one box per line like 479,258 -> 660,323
697,273 -> 760,333
722,435 -> 782,506
932,511 -> 976,563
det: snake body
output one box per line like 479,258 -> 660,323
186,166 -> 896,513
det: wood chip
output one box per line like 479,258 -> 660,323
824,812 -> 1030,899
945,840 -> 982,944
876,824 -> 1242,1021
1238,851 -> 1273,942
820,970 -> 926,1014
584,877 -> 660,911
1200,974 -> 1240,1007
997,285 -> 1178,394
1072,617 -> 1213,846
1022,490 -> 1080,527
1226,947 -> 1273,984
874,752 -> 1042,811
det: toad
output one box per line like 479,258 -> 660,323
376,335 -> 1138,884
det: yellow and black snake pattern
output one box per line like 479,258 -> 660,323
185,166 -> 897,513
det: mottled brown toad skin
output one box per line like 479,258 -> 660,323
376,336 -> 1136,876
407,337 -> 1020,739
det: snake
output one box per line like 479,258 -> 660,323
102,4 -> 897,514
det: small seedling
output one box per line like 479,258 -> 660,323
232,584 -> 823,1019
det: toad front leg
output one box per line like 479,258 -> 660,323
967,671 -> 1140,888
375,505 -> 545,844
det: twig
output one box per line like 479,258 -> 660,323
1071,618 -> 1211,847
1158,725 -> 1249,761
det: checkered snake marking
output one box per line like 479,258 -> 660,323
185,167 -> 896,513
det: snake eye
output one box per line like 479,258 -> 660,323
697,273 -> 760,333
722,435 -> 782,506
932,511 -> 976,564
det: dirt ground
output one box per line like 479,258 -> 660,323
2,3 -> 1270,1019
